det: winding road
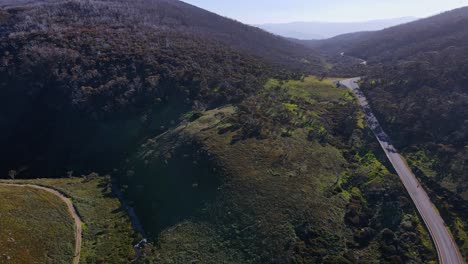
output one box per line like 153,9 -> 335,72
340,78 -> 464,264
0,183 -> 82,264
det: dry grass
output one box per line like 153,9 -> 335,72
0,185 -> 75,264
1,176 -> 137,264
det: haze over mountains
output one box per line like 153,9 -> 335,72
257,17 -> 418,39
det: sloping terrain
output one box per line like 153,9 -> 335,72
353,7 -> 468,215
309,6 -> 468,258
297,31 -> 374,56
302,7 -> 468,61
0,0 -> 322,178
0,185 -> 75,263
120,77 -> 435,263
2,176 -> 138,263
341,7 -> 468,63
1,0 -> 322,68
122,0 -> 323,67
0,183 -> 83,264
0,0 -> 450,263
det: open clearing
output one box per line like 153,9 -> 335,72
1,176 -> 137,263
0,185 -> 75,264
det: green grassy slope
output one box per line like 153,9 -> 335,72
2,176 -> 137,264
0,185 -> 75,264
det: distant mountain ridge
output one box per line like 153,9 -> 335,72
303,6 -> 468,62
0,0 -> 323,70
257,17 -> 418,39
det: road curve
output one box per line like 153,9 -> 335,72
340,78 -> 464,264
0,183 -> 82,264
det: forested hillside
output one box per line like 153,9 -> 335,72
120,77 -> 435,263
344,7 -> 468,200
360,53 -> 468,257
308,7 -> 468,193
0,0 -> 442,262
304,7 -> 468,62
308,6 -> 468,256
297,31 -> 374,56
345,7 -> 468,63
0,0 -> 321,177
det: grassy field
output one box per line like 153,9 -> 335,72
1,176 -> 137,264
0,185 -> 75,264
265,76 -> 349,102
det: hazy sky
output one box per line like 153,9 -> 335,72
182,0 -> 468,24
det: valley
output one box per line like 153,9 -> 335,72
0,0 -> 466,263
341,78 -> 464,264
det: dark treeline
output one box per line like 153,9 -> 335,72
307,6 -> 468,193
360,48 -> 468,197
351,7 -> 468,193
305,7 -> 468,254
0,0 -> 318,178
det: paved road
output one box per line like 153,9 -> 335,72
0,183 -> 82,264
340,78 -> 464,264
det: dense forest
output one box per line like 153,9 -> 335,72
0,0 -> 322,177
0,0 -> 465,262
305,6 -> 468,199
307,6 -> 468,256
119,77 -> 435,263
359,53 -> 468,253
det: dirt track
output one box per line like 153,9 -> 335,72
0,183 -> 82,264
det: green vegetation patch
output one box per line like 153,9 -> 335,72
354,151 -> 390,185
0,185 -> 75,264
2,176 -> 137,264
265,76 -> 349,103
415,215 -> 435,252
405,150 -> 437,178
118,75 -> 436,263
454,217 -> 468,258
146,222 -> 246,263
404,147 -> 468,258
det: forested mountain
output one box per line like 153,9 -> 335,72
305,6 -> 468,62
297,31 -> 374,56
328,6 -> 468,189
0,0 -> 323,177
344,7 -> 468,63
0,1 -> 439,263
308,6 -> 468,179
1,0 -> 322,68
308,6 -> 468,254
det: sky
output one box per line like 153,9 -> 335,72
182,0 -> 468,24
